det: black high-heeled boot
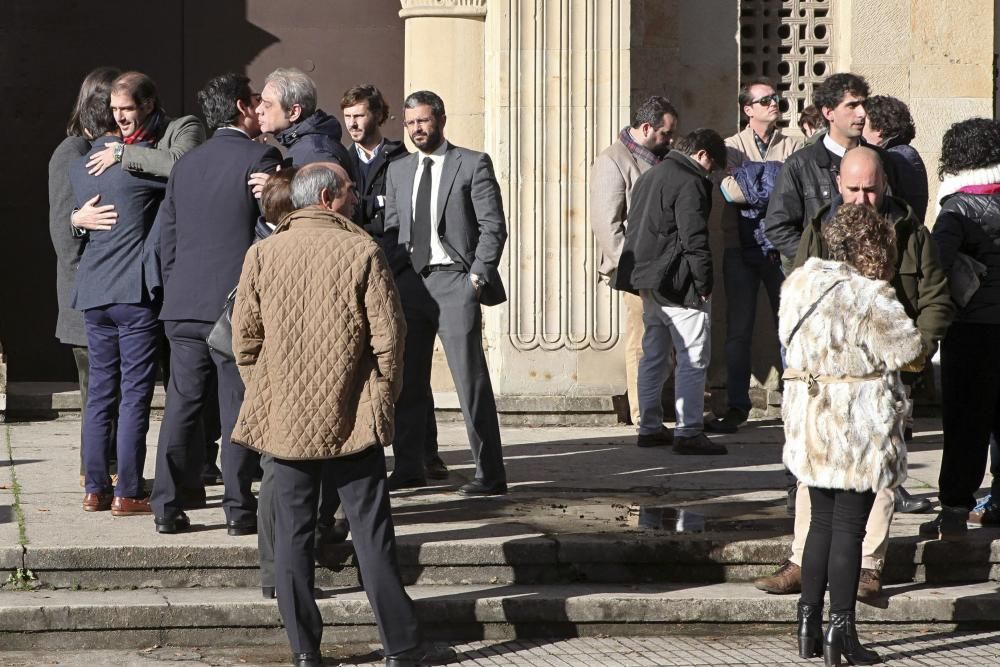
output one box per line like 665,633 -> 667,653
797,600 -> 823,658
823,611 -> 881,666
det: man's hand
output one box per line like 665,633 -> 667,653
248,171 -> 272,199
86,143 -> 121,176
72,195 -> 118,230
470,273 -> 486,299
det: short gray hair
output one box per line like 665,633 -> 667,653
290,164 -> 342,208
264,67 -> 318,118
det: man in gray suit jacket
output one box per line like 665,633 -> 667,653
383,90 -> 508,495
589,96 -> 678,427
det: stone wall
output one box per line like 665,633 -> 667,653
841,0 -> 995,224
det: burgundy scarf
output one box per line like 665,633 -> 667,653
122,109 -> 164,145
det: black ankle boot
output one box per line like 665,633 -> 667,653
823,611 -> 880,666
797,601 -> 823,658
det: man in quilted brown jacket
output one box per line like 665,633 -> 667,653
231,162 -> 424,667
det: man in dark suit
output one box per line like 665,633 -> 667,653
69,93 -> 166,515
383,90 -> 508,495
149,73 -> 282,534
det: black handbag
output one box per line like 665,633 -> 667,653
206,287 -> 238,361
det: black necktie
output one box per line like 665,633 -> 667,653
411,156 -> 434,273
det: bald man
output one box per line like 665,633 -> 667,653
755,146 -> 954,601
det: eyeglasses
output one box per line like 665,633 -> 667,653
751,94 -> 781,107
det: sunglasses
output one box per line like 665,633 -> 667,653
751,94 -> 781,107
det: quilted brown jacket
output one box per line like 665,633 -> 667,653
230,207 -> 406,460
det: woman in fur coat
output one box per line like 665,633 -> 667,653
780,204 -> 922,666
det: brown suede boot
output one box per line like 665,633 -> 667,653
753,559 -> 801,594
856,568 -> 882,603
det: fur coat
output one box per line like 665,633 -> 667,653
780,258 -> 922,492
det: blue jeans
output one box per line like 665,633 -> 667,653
723,248 -> 783,414
82,303 -> 160,497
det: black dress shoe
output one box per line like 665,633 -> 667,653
227,519 -> 258,536
458,479 -> 508,496
425,457 -> 450,480
388,473 -> 427,491
154,511 -> 191,534
291,651 -> 322,667
894,486 -> 932,514
384,646 -> 426,667
262,585 -> 276,599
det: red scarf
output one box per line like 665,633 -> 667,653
122,109 -> 164,145
958,184 -> 1000,196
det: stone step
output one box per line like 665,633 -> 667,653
2,582 -> 998,650
10,532 -> 1000,590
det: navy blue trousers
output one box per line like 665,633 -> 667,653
82,303 -> 160,498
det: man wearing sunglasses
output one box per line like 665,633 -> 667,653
709,78 -> 802,435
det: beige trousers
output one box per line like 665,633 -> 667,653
623,291 -> 645,424
789,480 -> 894,572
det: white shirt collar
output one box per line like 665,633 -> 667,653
354,139 -> 385,164
417,141 -> 449,162
823,133 -> 848,158
221,126 -> 251,139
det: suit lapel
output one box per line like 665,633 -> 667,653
397,152 -> 418,243
436,144 -> 461,228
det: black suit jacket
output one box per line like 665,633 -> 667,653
349,138 -> 409,236
384,142 -> 508,306
70,135 -> 166,311
158,128 -> 282,321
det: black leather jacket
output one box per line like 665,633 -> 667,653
763,138 -> 898,261
933,191 -> 1000,323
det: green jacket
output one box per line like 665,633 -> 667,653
793,195 -> 954,356
120,115 -> 205,178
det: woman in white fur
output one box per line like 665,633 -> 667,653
780,204 -> 922,667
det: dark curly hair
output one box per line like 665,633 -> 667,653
197,73 -> 253,130
823,203 -> 897,281
798,104 -> 824,135
813,73 -> 869,113
864,95 -> 915,145
938,117 -> 1000,179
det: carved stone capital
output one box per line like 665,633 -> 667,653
399,0 -> 487,19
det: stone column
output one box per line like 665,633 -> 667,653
399,0 -> 487,150
483,0 -> 633,414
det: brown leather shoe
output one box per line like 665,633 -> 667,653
753,559 -> 802,594
857,568 -> 882,603
82,492 -> 113,512
111,496 -> 152,516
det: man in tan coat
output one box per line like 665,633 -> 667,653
231,162 -> 423,667
589,96 -> 678,431
710,77 -> 801,434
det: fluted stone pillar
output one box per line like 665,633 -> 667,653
399,0 -> 487,150
484,0 -> 633,406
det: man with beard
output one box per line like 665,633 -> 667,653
341,84 -> 450,485
589,95 -> 678,431
383,90 -> 509,495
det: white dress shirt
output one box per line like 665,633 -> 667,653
355,139 -> 384,164
411,141 -> 453,266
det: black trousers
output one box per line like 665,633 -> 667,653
272,447 -> 420,655
939,322 -> 1000,510
392,267 -> 504,485
800,486 -> 876,614
151,320 -> 259,521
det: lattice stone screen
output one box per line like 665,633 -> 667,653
739,0 -> 834,128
